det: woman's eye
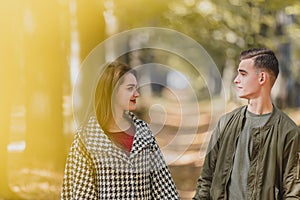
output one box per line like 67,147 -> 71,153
127,87 -> 134,91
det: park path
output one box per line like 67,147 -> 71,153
145,89 -> 226,200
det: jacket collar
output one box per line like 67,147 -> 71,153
239,104 -> 280,131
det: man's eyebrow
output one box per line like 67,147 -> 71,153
238,69 -> 247,73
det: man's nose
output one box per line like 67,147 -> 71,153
233,75 -> 239,84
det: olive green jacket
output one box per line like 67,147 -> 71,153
193,105 -> 300,199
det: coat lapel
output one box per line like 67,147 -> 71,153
82,114 -> 153,161
128,112 -> 152,156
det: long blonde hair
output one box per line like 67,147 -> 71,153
94,61 -> 135,132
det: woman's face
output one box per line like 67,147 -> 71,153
113,73 -> 139,112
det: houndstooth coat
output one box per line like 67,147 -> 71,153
61,112 -> 180,199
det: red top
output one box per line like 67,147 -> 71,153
106,125 -> 135,153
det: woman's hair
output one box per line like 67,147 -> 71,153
94,61 -> 135,132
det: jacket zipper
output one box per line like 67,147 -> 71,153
297,152 -> 300,180
252,128 -> 261,199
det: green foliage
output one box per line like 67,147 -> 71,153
164,0 -> 300,70
113,0 -> 299,70
112,0 -> 300,83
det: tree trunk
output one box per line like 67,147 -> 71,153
0,2 -> 22,198
23,1 -> 66,168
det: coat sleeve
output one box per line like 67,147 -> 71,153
61,133 -> 98,199
192,117 -> 224,200
149,135 -> 180,200
282,127 -> 300,199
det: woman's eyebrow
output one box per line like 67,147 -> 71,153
126,83 -> 137,87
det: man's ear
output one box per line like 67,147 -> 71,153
259,72 -> 266,84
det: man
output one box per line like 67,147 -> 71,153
193,48 -> 300,199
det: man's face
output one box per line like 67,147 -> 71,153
234,58 -> 261,99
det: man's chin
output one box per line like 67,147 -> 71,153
237,93 -> 247,99
128,107 -> 136,111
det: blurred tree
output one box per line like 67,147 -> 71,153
114,0 -> 169,28
76,0 -> 105,59
113,0 -> 170,67
70,0 -> 105,132
22,0 -> 66,167
165,0 -> 299,63
164,0 -> 300,106
0,2 -> 22,198
107,0 -> 300,105
0,0 -> 105,198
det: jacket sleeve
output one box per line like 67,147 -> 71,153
282,127 -> 300,199
193,117 -> 224,200
149,135 -> 180,200
61,134 -> 98,199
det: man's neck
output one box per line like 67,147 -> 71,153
247,99 -> 273,115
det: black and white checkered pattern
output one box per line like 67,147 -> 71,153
61,112 -> 180,199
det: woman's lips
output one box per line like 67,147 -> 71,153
130,99 -> 136,104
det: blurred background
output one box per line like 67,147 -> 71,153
1,0 -> 300,199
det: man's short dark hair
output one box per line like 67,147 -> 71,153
240,48 -> 279,84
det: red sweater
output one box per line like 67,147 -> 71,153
106,125 -> 135,153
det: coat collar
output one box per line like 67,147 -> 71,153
78,112 -> 153,159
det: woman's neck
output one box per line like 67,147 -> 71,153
107,111 -> 131,132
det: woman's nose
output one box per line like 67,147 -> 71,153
134,89 -> 140,97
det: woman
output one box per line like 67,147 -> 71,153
61,61 -> 180,199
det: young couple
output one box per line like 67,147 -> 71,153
61,48 -> 300,199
